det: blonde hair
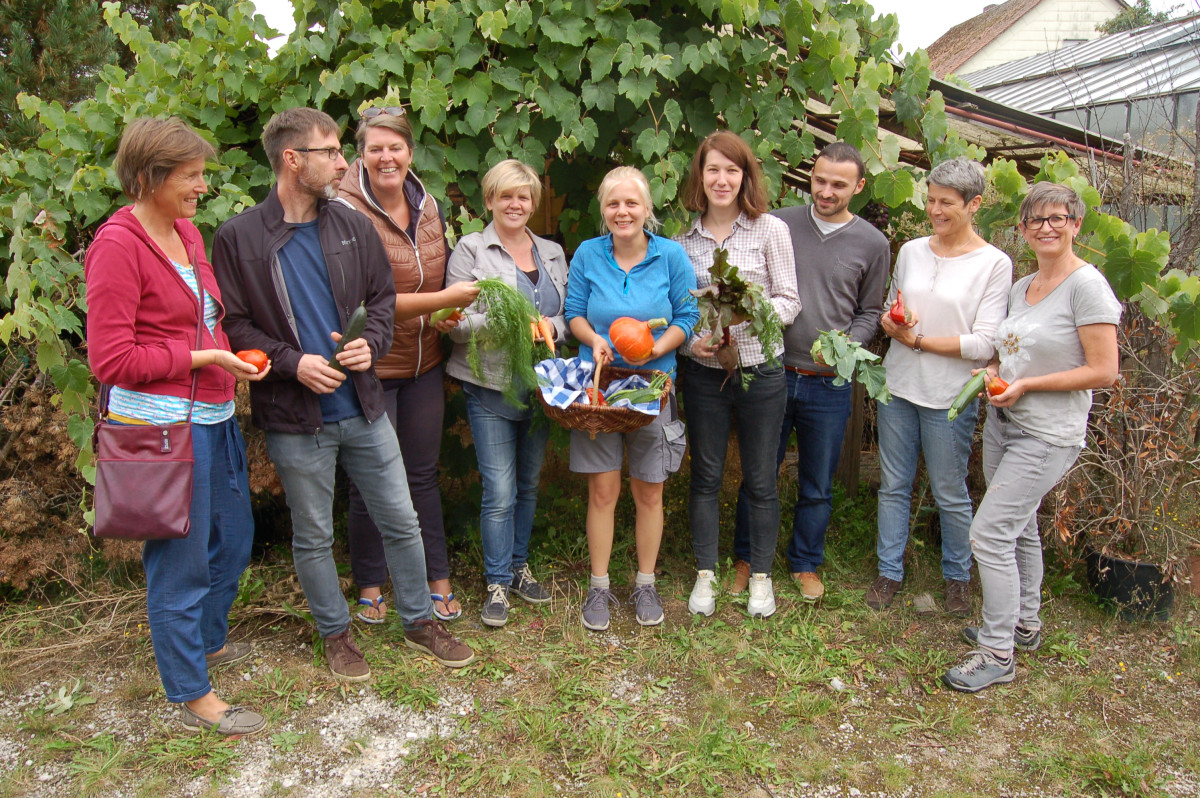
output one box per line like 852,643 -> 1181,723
482,159 -> 543,210
597,166 -> 659,233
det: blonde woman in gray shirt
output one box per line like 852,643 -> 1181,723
944,182 -> 1120,693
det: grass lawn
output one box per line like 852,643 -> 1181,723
1,458 -> 1197,797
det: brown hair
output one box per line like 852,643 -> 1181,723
262,108 -> 341,174
1019,181 -> 1086,223
681,130 -> 768,218
815,142 -> 865,182
114,118 -> 216,201
355,109 -> 415,151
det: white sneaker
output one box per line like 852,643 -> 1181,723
688,569 -> 717,616
747,573 -> 776,618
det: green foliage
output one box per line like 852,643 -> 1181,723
1097,0 -> 1173,35
810,329 -> 890,403
465,277 -> 544,407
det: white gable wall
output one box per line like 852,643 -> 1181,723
956,0 -> 1126,74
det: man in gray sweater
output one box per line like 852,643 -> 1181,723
733,142 -> 890,601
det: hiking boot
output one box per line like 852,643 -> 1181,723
512,563 -> 552,604
481,583 -> 511,628
688,570 -> 717,616
944,579 -> 972,616
581,586 -> 619,631
942,649 -> 1016,693
404,619 -> 475,668
962,625 -> 1042,652
747,574 -> 776,619
793,571 -> 824,601
729,560 -> 751,595
324,626 -> 371,682
865,576 -> 902,610
630,583 -> 665,627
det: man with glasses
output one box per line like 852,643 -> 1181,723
212,108 -> 474,681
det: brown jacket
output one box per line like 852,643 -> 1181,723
339,159 -> 447,379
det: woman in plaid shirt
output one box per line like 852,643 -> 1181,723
676,131 -> 801,621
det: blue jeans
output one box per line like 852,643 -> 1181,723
466,390 -> 550,586
143,418 -> 253,703
265,415 -> 433,637
735,371 -> 853,573
681,358 -> 786,574
876,395 -> 977,583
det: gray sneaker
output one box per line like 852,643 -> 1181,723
481,583 -> 510,628
962,624 -> 1042,652
943,649 -> 1016,693
630,583 -> 664,627
581,586 -> 619,631
512,563 -> 552,605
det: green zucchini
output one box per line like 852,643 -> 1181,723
947,371 -> 987,421
430,306 -> 462,324
328,303 -> 368,371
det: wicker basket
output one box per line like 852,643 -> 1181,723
539,363 -> 671,439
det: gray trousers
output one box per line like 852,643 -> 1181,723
972,407 -> 1081,655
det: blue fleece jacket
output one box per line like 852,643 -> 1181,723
564,232 -> 699,375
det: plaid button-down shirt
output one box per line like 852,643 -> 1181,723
676,212 -> 801,368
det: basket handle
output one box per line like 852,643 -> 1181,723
592,352 -> 604,398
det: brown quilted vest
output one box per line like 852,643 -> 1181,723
340,160 -> 447,379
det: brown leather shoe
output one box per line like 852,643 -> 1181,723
729,560 -> 751,595
865,575 -> 902,609
405,619 -> 475,668
324,626 -> 371,682
944,579 -> 972,616
793,571 -> 824,601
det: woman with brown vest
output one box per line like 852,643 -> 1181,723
338,104 -> 478,623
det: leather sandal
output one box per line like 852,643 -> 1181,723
355,596 -> 387,625
180,704 -> 266,736
430,592 -> 462,621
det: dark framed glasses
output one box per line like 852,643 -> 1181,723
361,106 -> 406,119
1020,214 -> 1076,231
292,147 -> 342,160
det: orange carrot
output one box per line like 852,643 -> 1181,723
538,317 -> 556,356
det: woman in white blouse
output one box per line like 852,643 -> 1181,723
867,157 -> 1013,616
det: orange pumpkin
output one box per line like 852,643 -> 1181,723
609,317 -> 668,362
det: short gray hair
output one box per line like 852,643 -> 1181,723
1019,181 -> 1086,223
927,157 -> 986,203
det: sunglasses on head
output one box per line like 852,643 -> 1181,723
361,106 -> 406,119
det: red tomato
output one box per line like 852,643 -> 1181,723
986,375 -> 1009,396
236,349 -> 269,372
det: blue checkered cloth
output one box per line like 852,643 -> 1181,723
535,357 -> 662,415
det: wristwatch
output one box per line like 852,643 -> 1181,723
913,334 -> 924,352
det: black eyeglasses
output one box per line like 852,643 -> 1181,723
292,147 -> 343,160
361,106 -> 406,119
1021,214 -> 1076,231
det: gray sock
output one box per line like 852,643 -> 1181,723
635,571 -> 655,587
590,573 -> 610,590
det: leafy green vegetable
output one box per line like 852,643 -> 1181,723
689,247 -> 784,386
605,372 -> 669,406
810,329 -> 892,404
465,278 -> 547,407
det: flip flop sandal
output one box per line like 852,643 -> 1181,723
355,596 -> 387,625
431,592 -> 462,621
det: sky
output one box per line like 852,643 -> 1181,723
252,0 -> 1193,55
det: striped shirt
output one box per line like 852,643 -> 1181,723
676,212 -> 801,368
108,260 -> 235,425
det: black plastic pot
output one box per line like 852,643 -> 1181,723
1086,549 -> 1174,621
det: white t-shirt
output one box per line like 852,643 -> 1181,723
996,264 -> 1122,448
882,237 -> 1013,408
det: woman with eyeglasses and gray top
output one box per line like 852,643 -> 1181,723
338,104 -> 480,625
943,181 -> 1120,692
869,157 -> 1012,617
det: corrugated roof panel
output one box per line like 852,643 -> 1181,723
962,14 -> 1200,96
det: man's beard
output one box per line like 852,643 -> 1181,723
299,165 -> 339,200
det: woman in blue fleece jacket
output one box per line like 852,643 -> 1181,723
564,166 -> 699,632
